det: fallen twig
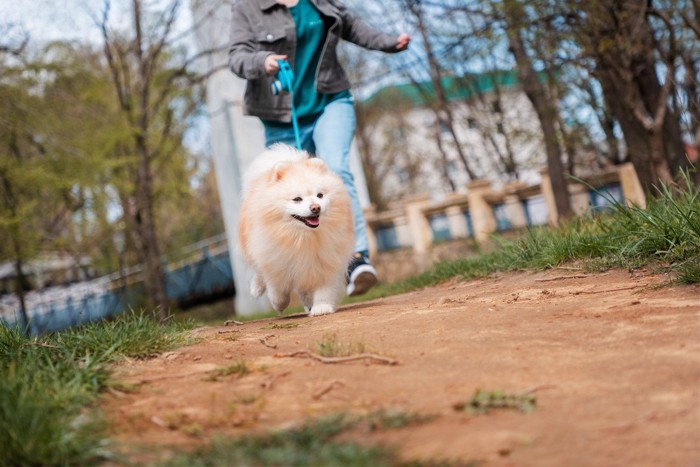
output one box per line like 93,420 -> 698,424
275,350 -> 399,366
217,329 -> 241,335
535,275 -> 589,282
571,285 -> 642,295
555,266 -> 583,271
261,371 -> 291,391
313,380 -> 345,400
521,384 -> 558,394
27,341 -> 58,349
225,319 -> 244,326
259,334 -> 277,349
136,368 -> 215,384
604,406 -> 693,432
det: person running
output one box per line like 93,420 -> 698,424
229,0 -> 410,296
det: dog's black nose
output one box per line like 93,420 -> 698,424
310,204 -> 321,215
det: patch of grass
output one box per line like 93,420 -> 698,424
0,310 -> 195,466
678,255 -> 700,284
316,333 -> 369,357
263,322 -> 301,329
164,414 -> 397,467
164,412 -> 465,467
206,360 -> 251,382
454,389 -> 536,415
361,409 -> 436,432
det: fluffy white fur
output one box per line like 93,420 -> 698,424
238,144 -> 354,316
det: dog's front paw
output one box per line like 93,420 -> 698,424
308,303 -> 336,316
250,274 -> 266,297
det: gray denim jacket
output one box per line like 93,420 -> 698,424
229,0 -> 400,122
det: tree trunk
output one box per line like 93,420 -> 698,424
354,104 -> 387,210
581,1 -> 689,191
12,245 -> 30,335
505,8 -> 572,220
134,134 -> 169,321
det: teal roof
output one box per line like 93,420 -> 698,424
363,70 -> 520,108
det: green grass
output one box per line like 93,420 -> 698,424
164,414 -> 397,467
206,360 -> 251,382
163,411 -> 458,467
316,333 -> 370,357
454,389 -> 537,415
0,311 -> 196,466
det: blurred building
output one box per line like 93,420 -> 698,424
0,253 -> 93,294
357,71 -> 546,204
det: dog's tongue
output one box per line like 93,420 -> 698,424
306,216 -> 320,227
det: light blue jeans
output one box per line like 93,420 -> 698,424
263,96 -> 369,257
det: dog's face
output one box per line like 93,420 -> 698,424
266,158 -> 338,230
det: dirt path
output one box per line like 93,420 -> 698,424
104,269 -> 700,466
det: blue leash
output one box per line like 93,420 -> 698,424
273,59 -> 302,150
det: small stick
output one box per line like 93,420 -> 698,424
225,319 -> 244,326
28,341 -> 58,349
555,266 -> 583,271
521,384 -> 558,394
218,329 -> 241,335
261,371 -> 291,391
535,275 -> 589,282
259,334 -> 277,349
571,285 -> 642,295
313,380 -> 345,400
275,350 -> 399,366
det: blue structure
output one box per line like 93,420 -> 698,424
429,213 -> 452,242
0,239 -> 234,336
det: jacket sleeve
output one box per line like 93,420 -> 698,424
228,2 -> 272,80
329,1 -> 401,53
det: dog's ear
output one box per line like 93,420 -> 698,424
270,162 -> 290,182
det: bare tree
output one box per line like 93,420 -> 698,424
0,23 -> 28,57
98,0 -> 224,321
501,0 -> 572,219
576,0 -> 693,190
401,0 -> 478,183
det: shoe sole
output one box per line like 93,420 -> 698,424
347,267 -> 378,296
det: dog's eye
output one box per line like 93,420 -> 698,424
317,193 -> 323,199
292,197 -> 302,202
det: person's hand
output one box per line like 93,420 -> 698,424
264,54 -> 287,75
396,33 -> 411,51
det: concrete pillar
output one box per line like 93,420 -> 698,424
395,216 -> 412,247
466,180 -> 497,243
405,199 -> 432,255
445,205 -> 469,239
617,162 -> 647,209
539,168 -> 559,226
569,183 -> 590,216
503,182 -> 528,229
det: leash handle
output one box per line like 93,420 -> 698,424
277,59 -> 302,150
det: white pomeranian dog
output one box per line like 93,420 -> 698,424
238,144 -> 354,316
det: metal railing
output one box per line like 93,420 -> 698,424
0,237 -> 235,335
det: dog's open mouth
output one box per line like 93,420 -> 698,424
292,214 -> 320,228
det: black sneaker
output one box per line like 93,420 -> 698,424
346,253 -> 378,296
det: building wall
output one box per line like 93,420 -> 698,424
364,88 -> 545,203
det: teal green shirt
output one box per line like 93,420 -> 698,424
285,0 -> 350,122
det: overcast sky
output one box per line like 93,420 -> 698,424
0,0 -> 195,46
